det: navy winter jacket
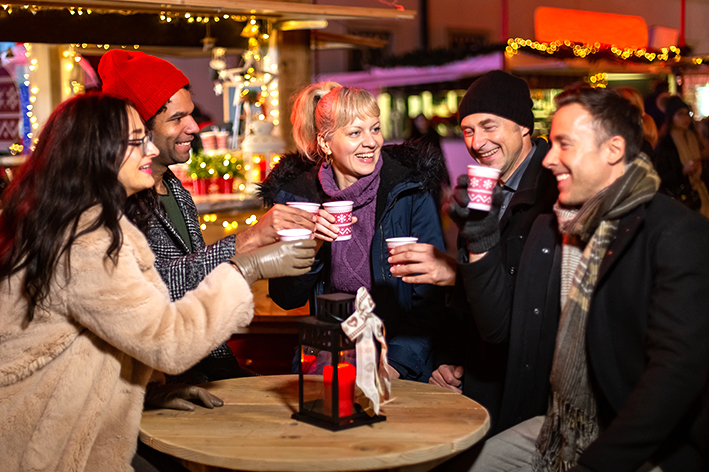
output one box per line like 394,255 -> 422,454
259,141 -> 449,380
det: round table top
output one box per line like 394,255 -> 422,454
140,375 -> 490,472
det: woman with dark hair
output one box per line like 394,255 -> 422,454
654,95 -> 709,217
0,93 -> 314,471
259,82 -> 449,382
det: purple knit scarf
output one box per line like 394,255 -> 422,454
318,156 -> 383,293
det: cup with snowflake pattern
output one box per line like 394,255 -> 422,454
322,201 -> 354,241
467,165 -> 501,211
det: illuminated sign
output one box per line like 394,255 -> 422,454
535,7 -> 648,48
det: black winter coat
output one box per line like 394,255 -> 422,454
450,138 -> 558,434
474,195 -> 709,472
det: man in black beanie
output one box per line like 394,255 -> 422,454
389,69 -> 558,437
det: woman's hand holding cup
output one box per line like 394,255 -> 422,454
313,208 -> 340,242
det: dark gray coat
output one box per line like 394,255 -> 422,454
464,193 -> 709,472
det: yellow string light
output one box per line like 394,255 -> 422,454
504,37 -> 679,63
199,214 -> 254,232
588,72 -> 608,88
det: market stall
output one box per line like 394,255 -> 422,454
0,0 -> 414,227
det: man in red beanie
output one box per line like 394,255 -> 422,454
98,51 -> 316,404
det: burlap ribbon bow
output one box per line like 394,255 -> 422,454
340,287 -> 391,415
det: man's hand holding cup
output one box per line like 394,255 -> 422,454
447,167 -> 503,258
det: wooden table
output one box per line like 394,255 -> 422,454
140,375 -> 490,472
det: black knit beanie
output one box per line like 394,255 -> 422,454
458,70 -> 534,130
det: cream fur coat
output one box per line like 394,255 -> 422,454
0,207 -> 254,471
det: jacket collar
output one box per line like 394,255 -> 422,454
375,148 -> 414,222
152,169 -> 200,253
499,137 -> 552,228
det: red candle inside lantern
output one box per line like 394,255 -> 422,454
301,353 -> 317,373
323,362 -> 355,417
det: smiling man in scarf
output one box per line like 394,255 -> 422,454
448,86 -> 709,472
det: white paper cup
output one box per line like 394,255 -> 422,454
467,165 -> 501,211
385,237 -> 419,252
386,237 -> 418,276
277,229 -> 312,241
322,201 -> 353,241
286,201 -> 321,214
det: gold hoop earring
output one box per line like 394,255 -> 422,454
319,146 -> 332,164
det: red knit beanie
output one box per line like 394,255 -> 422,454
98,50 -> 189,122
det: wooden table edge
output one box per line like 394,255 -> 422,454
140,377 -> 490,472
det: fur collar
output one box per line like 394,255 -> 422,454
258,139 -> 448,206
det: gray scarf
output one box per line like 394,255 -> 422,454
534,153 -> 660,471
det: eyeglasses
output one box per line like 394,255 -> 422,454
128,132 -> 153,155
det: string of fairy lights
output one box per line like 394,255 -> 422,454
504,37 -> 681,63
504,37 -> 683,88
22,43 -> 37,154
11,42 -> 94,155
199,212 -> 259,233
1,4 -> 257,24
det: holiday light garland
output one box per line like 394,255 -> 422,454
0,3 -> 254,24
199,212 -> 259,232
505,37 -> 681,64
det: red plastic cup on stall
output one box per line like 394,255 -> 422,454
201,131 -> 217,153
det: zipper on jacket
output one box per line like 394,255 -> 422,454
379,199 -> 399,281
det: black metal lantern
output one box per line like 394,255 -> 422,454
291,294 -> 386,431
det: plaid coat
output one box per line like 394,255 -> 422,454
146,169 -> 241,383
146,169 -> 236,302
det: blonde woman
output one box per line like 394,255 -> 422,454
260,83 -> 449,381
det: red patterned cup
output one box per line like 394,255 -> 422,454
467,165 -> 501,211
322,201 -> 353,241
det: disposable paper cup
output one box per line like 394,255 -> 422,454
467,165 -> 501,211
201,131 -> 217,152
277,228 -> 312,241
385,237 -> 419,254
286,201 -> 321,214
323,201 -> 353,241
386,237 -> 418,276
